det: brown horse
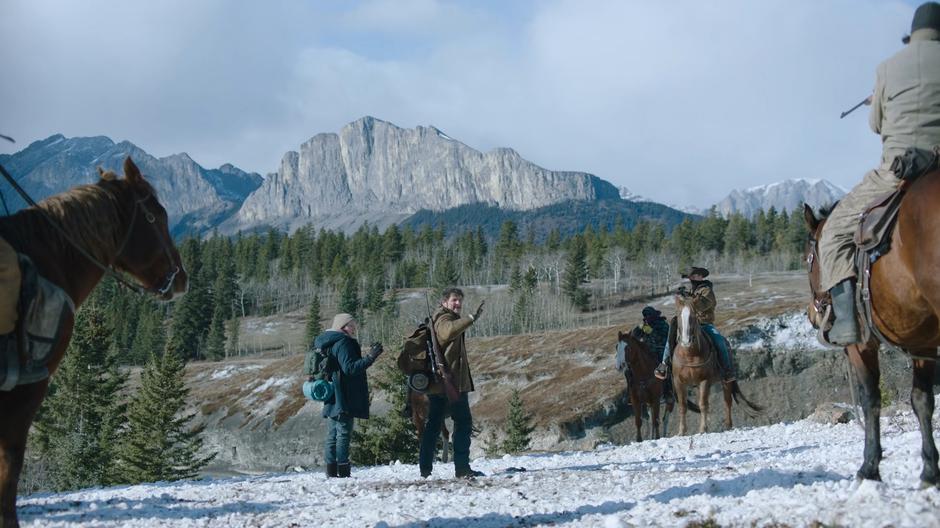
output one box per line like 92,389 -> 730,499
616,331 -> 675,441
409,390 -> 450,462
671,294 -> 763,435
0,157 -> 187,527
803,195 -> 939,487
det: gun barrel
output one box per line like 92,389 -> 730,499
840,97 -> 869,119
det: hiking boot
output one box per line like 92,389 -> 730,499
828,279 -> 861,345
455,467 -> 485,479
721,368 -> 737,384
326,462 -> 338,478
654,362 -> 668,380
420,466 -> 432,478
337,463 -> 351,478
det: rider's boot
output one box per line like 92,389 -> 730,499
654,357 -> 670,380
828,279 -> 861,346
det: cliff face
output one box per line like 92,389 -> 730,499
223,117 -> 620,233
714,178 -> 845,218
0,134 -> 262,235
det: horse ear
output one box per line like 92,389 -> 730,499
123,156 -> 143,184
618,331 -> 624,339
97,167 -> 106,177
802,203 -> 819,232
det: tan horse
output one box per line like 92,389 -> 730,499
804,195 -> 939,486
671,294 -> 763,435
0,158 -> 187,527
409,389 -> 450,462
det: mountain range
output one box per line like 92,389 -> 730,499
0,117 -> 843,237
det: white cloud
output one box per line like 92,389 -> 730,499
0,0 -> 919,207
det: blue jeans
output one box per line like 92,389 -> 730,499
325,414 -> 355,465
420,393 -> 472,472
662,324 -> 732,371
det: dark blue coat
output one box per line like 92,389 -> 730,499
315,330 -> 375,419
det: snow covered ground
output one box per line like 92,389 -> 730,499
19,400 -> 940,527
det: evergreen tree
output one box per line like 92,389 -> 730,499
432,248 -> 460,296
351,364 -> 419,465
501,389 -> 534,454
562,236 -> 591,311
116,349 -> 216,483
226,317 -> 241,357
129,303 -> 166,365
338,273 -> 361,317
33,305 -> 126,490
304,295 -> 322,344
204,308 -> 227,361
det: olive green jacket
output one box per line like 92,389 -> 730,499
687,280 -> 717,325
430,307 -> 475,394
870,35 -> 940,168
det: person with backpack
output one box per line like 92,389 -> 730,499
420,287 -> 484,479
314,313 -> 383,478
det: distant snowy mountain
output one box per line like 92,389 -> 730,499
619,186 -> 702,216
714,178 -> 845,218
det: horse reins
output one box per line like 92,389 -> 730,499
0,162 -> 180,297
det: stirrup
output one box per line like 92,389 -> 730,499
654,362 -> 668,380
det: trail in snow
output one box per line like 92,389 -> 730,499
18,400 -> 940,527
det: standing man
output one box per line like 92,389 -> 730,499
315,313 -> 383,478
817,2 -> 940,345
654,267 -> 736,383
420,287 -> 484,479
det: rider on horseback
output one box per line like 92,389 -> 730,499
817,2 -> 940,345
654,267 -> 736,383
631,306 -> 670,354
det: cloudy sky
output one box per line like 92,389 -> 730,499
0,0 -> 923,207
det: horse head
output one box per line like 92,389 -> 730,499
674,292 -> 702,351
802,202 -> 833,332
99,157 -> 188,300
616,330 -> 654,375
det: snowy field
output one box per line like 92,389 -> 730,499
19,400 -> 940,527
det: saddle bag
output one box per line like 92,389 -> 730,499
889,146 -> 939,182
0,255 -> 75,391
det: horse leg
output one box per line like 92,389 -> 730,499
0,384 -> 46,528
441,421 -> 451,463
846,343 -> 882,481
676,381 -> 687,436
722,381 -> 733,430
632,392 -> 643,443
698,381 -> 710,434
910,357 -> 939,487
650,393 -> 661,441
662,399 -> 673,438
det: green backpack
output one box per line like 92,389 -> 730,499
304,343 -> 337,381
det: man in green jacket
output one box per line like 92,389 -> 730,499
818,2 -> 940,345
420,287 -> 484,479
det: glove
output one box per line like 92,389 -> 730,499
677,286 -> 688,296
368,342 -> 384,360
472,300 -> 485,321
642,324 -> 653,335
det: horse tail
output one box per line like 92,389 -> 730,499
730,381 -> 764,416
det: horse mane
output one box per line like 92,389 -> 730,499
0,178 -> 146,263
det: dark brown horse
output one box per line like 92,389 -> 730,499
409,390 -> 450,462
0,157 -> 187,527
616,331 -> 675,441
671,294 -> 763,435
803,194 -> 940,487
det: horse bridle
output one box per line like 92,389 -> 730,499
805,234 -> 833,331
0,162 -> 180,298
111,192 -> 181,297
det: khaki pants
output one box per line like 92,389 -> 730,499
0,237 -> 19,334
818,166 -> 902,292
